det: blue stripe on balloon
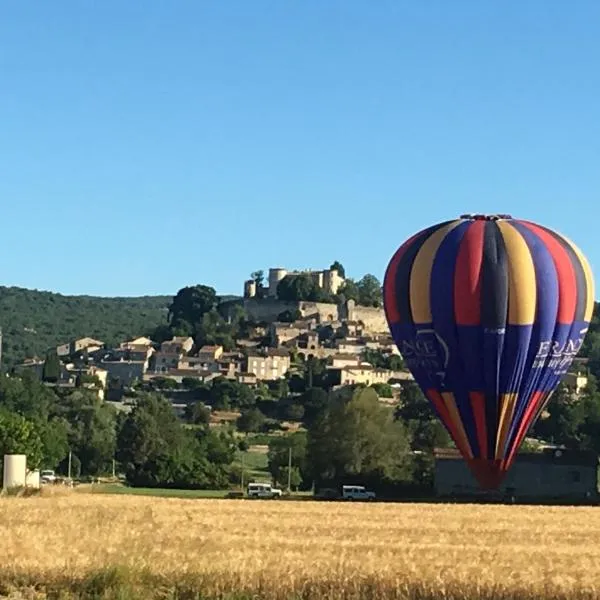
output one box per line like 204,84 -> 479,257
429,220 -> 480,456
503,221 -> 559,454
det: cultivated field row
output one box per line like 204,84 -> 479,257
0,488 -> 599,599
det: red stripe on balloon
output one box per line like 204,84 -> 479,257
454,220 -> 485,326
518,221 -> 577,324
503,390 -> 546,469
426,389 -> 472,460
383,231 -> 421,325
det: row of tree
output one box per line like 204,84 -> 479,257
0,372 -> 235,489
4,367 -> 600,494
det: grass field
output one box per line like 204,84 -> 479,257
1,489 -> 599,600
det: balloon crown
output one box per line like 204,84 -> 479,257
459,213 -> 513,221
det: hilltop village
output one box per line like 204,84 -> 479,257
12,265 -> 415,408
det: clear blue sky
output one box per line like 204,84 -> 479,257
1,1 -> 599,298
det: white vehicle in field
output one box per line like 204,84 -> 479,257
40,470 -> 57,484
342,485 -> 376,501
247,482 -> 283,499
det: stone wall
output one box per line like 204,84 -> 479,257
243,298 -> 339,323
346,300 -> 388,334
297,301 -> 338,322
243,298 -> 300,323
242,297 -> 386,332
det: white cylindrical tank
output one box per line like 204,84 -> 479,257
25,469 -> 40,489
3,454 -> 27,489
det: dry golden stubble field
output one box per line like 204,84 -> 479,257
0,488 -> 599,600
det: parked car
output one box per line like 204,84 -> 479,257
247,482 -> 282,499
341,485 -> 376,501
40,470 -> 57,484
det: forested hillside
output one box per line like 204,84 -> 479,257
0,286 -> 171,367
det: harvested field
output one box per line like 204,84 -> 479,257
0,489 -> 599,599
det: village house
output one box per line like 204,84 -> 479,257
340,321 -> 364,337
197,345 -> 223,363
217,352 -> 244,378
270,320 -> 314,346
13,357 -> 45,379
63,364 -> 109,400
335,338 -> 367,354
327,364 -> 413,387
160,336 -> 194,355
118,337 -> 156,362
152,336 -> 195,372
563,371 -> 588,395
329,353 -> 361,369
56,337 -> 105,358
144,369 -> 219,385
99,356 -> 147,386
245,348 -> 291,381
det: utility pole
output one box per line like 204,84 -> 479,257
241,452 -> 245,492
287,445 -> 292,492
67,451 -> 72,480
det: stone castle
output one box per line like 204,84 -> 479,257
243,267 -> 345,299
236,266 -> 387,334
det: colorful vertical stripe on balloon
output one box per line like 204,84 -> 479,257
383,214 -> 594,490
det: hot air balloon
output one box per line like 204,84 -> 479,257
383,214 -> 595,489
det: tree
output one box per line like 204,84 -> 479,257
43,351 -> 61,383
195,309 -> 236,351
39,417 -> 70,470
277,466 -> 302,491
210,377 -> 255,410
532,383 -> 584,448
357,274 -> 383,307
250,271 -> 266,298
185,402 -> 211,426
329,261 -> 346,278
0,410 -> 44,470
0,373 -> 56,421
237,408 -> 266,433
117,393 -> 233,489
371,383 -> 393,398
300,387 -> 328,426
268,432 -> 309,488
307,387 -> 413,488
54,390 -> 118,475
168,285 -> 218,334
337,279 -> 359,303
284,403 -> 305,422
277,274 -> 316,302
394,382 -> 452,451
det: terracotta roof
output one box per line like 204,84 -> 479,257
199,345 -> 221,352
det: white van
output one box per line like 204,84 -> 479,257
342,485 -> 376,501
247,482 -> 283,499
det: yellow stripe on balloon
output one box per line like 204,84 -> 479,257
560,234 -> 595,323
409,220 -> 461,324
495,393 -> 518,459
441,392 -> 473,459
496,221 -> 537,326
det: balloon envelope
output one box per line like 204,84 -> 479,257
383,214 -> 595,489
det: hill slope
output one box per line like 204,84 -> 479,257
0,286 -> 172,368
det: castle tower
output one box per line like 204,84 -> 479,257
244,280 -> 257,298
323,268 -> 344,295
268,268 -> 288,297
